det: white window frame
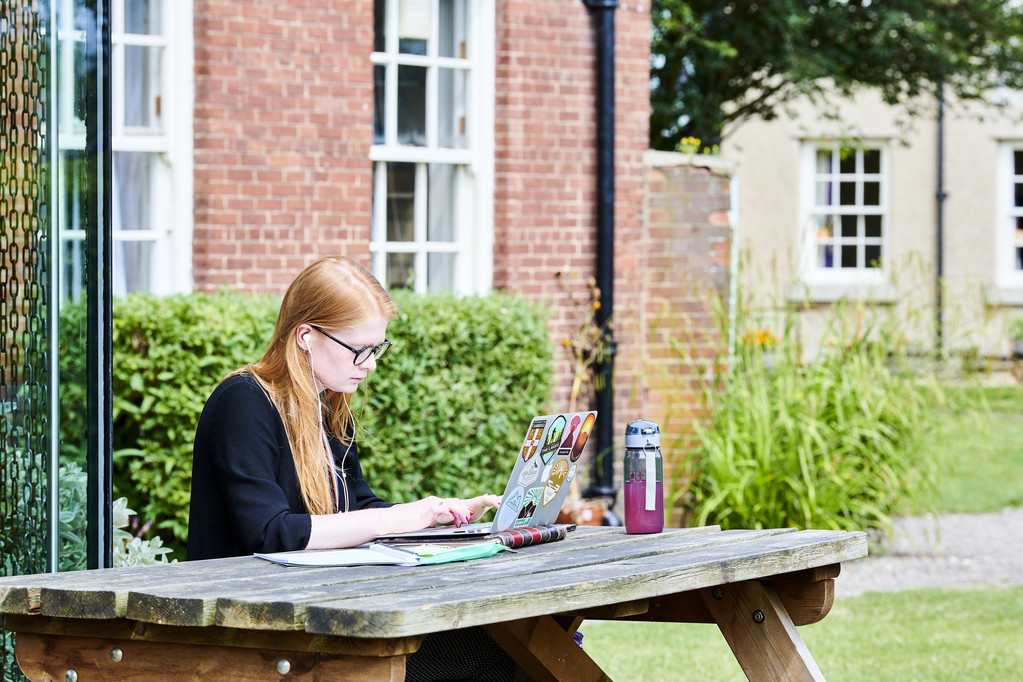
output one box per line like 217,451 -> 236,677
369,0 -> 494,295
996,142 -> 1023,293
58,0 -> 193,298
797,141 -> 890,301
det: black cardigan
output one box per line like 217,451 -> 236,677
186,373 -> 391,561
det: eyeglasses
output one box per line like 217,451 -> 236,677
310,325 -> 393,366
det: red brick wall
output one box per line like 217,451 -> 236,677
192,0 -> 376,292
492,0 -> 651,441
642,152 -> 734,517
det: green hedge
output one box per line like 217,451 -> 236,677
59,289 -> 553,553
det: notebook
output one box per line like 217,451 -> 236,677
377,410 -> 598,540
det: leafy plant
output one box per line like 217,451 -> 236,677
676,297 -> 940,535
1009,316 -> 1023,342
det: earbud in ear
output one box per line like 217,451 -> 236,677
303,333 -> 311,352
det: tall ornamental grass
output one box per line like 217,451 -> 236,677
679,301 -> 940,534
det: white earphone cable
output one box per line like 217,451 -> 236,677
308,340 -> 350,513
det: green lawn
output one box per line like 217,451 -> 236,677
930,384 -> 1023,513
579,586 -> 1023,681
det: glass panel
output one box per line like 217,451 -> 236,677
427,253 -> 455,291
374,0 -> 385,52
114,241 -> 153,293
815,215 -> 833,240
817,244 -> 834,268
839,151 -> 856,174
839,181 -> 856,205
124,0 -> 162,34
437,67 -> 468,149
397,65 -> 426,146
428,164 -> 456,241
863,149 -> 880,174
815,181 -> 831,206
864,215 -> 882,238
864,244 -> 881,268
1015,150 -> 1023,175
841,244 -> 858,268
114,151 -> 153,230
815,149 -> 832,174
373,64 -> 385,144
1017,246 -> 1023,271
386,162 -> 415,241
840,215 -> 857,237
387,252 -> 415,289
123,45 -> 163,130
1015,182 -> 1023,208
398,0 -> 429,55
863,181 -> 880,206
438,0 -> 464,58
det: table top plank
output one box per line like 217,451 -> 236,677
302,529 -> 866,637
129,527 -> 755,629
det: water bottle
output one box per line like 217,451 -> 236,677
624,420 -> 664,534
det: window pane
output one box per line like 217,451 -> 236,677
387,253 -> 415,289
815,180 -> 831,206
1015,182 -> 1023,208
125,0 -> 162,35
839,181 -> 856,205
817,244 -> 834,268
815,149 -> 832,174
373,65 -> 385,144
863,149 -> 880,174
816,215 -> 833,240
428,164 -> 456,241
114,151 -> 153,231
840,215 -> 857,238
438,0 -> 465,58
427,252 -> 455,291
864,244 -> 881,268
437,67 -> 468,149
841,244 -> 857,268
1015,150 -> 1023,175
114,241 -> 153,293
864,215 -> 882,238
123,45 -> 163,130
397,65 -> 426,146
374,0 -> 385,52
386,163 -> 415,241
398,0 -> 429,55
839,151 -> 856,174
863,181 -> 880,206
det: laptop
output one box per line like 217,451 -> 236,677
378,410 -> 598,540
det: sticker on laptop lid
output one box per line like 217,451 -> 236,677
520,419 -> 547,462
539,415 -> 567,464
517,457 -> 541,486
570,413 -> 596,462
558,414 -> 583,458
542,458 -> 570,506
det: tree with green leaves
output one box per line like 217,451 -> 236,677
651,0 -> 1023,151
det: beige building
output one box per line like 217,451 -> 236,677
722,87 -> 1023,358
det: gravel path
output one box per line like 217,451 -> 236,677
836,507 -> 1023,598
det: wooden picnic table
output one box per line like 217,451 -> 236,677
0,525 -> 866,681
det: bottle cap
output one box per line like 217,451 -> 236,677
625,420 -> 660,448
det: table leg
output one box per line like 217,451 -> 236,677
483,615 -> 611,682
700,581 -> 826,682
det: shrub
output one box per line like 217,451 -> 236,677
677,299 -> 940,535
58,289 -> 553,550
359,290 -> 555,501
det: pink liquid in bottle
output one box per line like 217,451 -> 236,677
624,479 -> 663,534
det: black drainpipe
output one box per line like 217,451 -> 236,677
936,82 -> 946,353
582,0 -> 620,525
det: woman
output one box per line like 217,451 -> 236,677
187,256 -> 515,681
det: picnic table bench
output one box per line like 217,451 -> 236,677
0,525 -> 867,681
